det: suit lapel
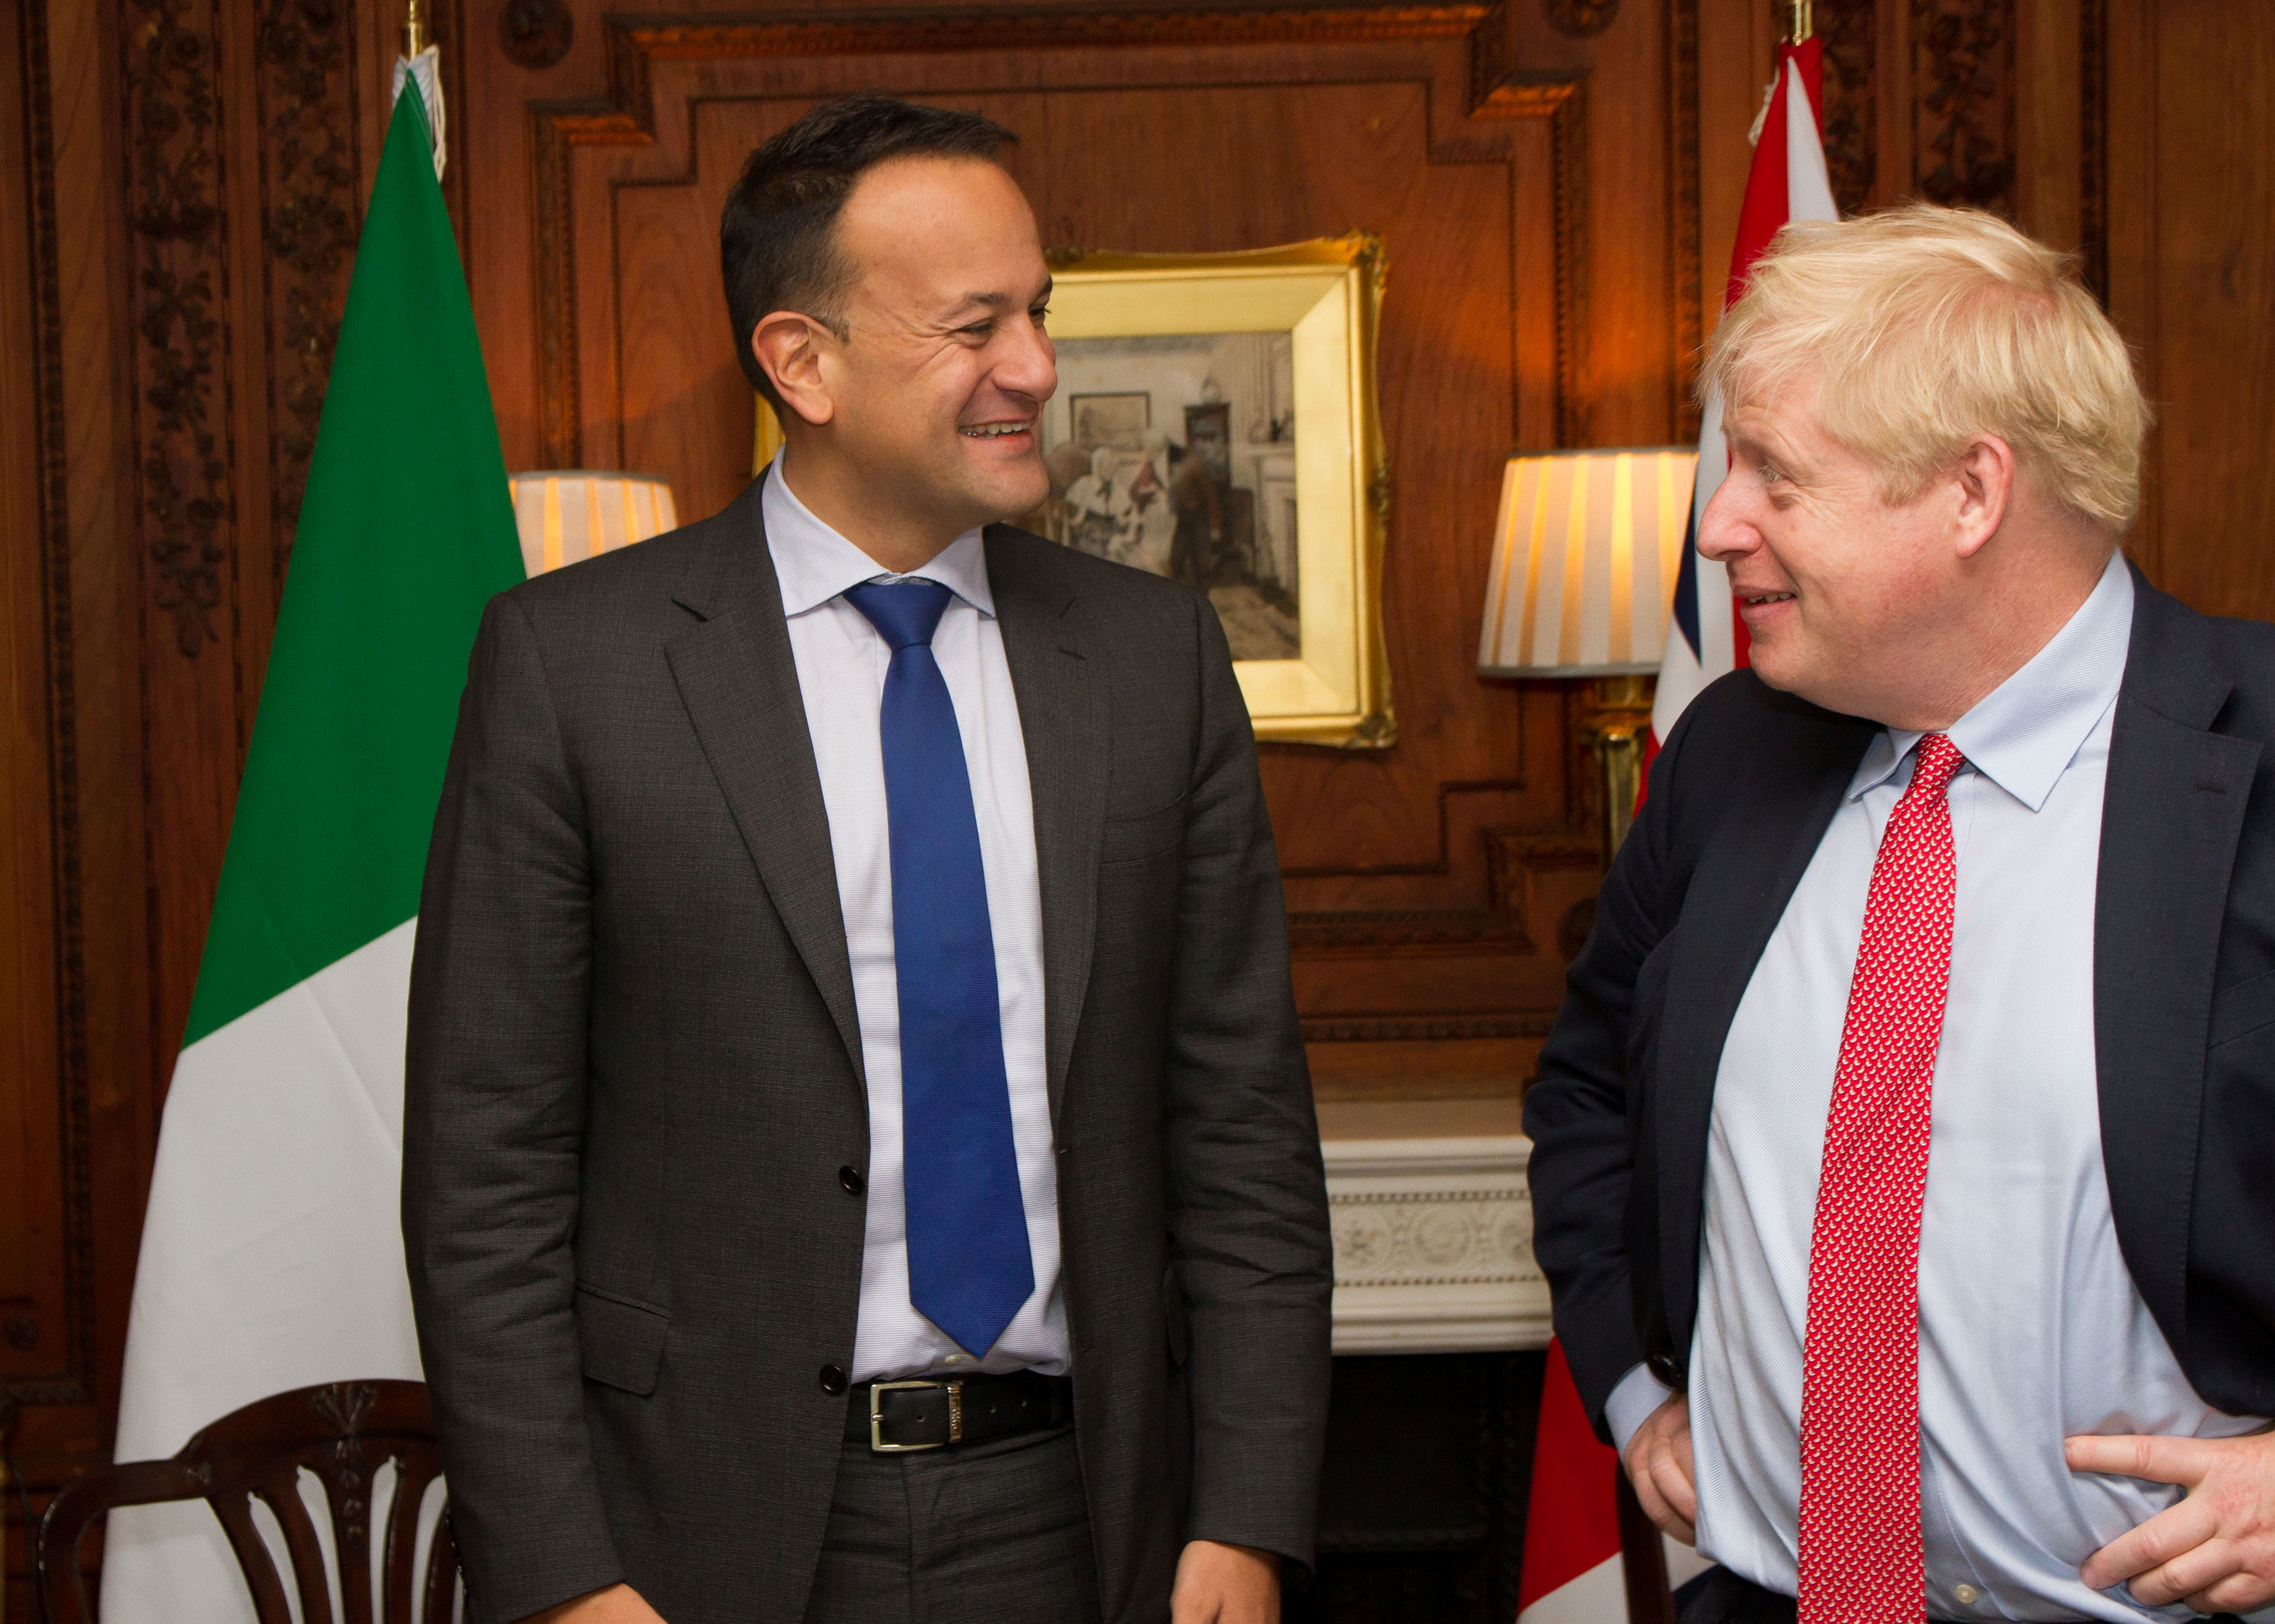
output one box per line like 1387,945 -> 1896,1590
2094,569 -> 2260,1351
987,528 -> 1106,1124
664,478 -> 867,1089
1654,694 -> 1875,1342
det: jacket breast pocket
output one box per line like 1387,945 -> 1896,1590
2210,968 -> 2275,1049
576,1282 -> 670,1395
1099,790 -> 1189,867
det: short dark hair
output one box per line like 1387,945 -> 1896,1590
720,95 -> 1018,408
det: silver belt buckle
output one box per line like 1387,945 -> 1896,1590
869,1378 -> 964,1453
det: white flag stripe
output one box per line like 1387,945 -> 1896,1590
1784,55 -> 1839,224
1514,1541 -> 1716,1623
107,920 -> 425,1623
1518,1553 -> 1625,1624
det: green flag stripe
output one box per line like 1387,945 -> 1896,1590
182,89 -> 524,1048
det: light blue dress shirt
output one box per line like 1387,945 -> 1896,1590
1606,553 -> 2273,1620
760,455 -> 1068,1384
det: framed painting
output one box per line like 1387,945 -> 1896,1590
1032,235 -> 1392,747
753,232 -> 1392,747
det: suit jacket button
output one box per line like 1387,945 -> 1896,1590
839,1165 -> 864,1195
1647,1353 -> 1683,1387
820,1364 -> 848,1396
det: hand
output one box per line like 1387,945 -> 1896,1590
2067,1429 -> 2275,1613
522,1584 -> 666,1624
1172,1539 -> 1281,1623
1622,1392 -> 1697,1546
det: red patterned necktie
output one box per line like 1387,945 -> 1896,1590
1797,732 -> 1966,1623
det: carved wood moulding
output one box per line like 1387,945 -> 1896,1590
529,1 -> 1590,463
1543,0 -> 1616,38
1671,0 -> 1702,436
125,0 -> 396,649
1301,1013 -> 1556,1043
1281,777 -> 1528,881
501,0 -> 574,68
1465,68 -> 1591,447
1815,0 -> 1876,215
1484,829 -> 1596,961
1482,831 -> 1592,909
1911,0 -> 2014,213
1282,830 -> 1604,969
255,0 -> 364,582
15,0 -> 97,1410
1289,908 -> 1531,958
124,0 -> 235,657
2077,0 -> 2107,298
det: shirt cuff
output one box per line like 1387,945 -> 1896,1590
1605,1361 -> 1680,1456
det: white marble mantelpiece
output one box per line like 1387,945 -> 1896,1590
1318,1098 -> 1550,1357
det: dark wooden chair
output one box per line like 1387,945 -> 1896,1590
35,1378 -> 459,1624
1616,1469 -> 1681,1624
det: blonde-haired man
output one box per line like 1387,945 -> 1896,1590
1526,203 -> 2275,1624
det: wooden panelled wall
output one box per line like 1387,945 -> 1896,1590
5,0 -> 2275,1602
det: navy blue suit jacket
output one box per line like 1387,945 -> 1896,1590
1525,565 -> 2275,1437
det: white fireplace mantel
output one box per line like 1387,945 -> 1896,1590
1318,1099 -> 1550,1357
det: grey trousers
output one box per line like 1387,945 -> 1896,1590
803,1423 -> 1103,1624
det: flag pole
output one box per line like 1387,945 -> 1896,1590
1791,0 -> 1813,42
403,0 -> 424,54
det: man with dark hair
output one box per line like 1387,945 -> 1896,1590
718,96 -> 1019,411
402,93 -> 1333,1624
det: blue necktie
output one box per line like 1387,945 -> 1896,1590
842,579 -> 1035,1357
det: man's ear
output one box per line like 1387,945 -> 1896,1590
752,312 -> 836,428
1952,432 -> 2016,561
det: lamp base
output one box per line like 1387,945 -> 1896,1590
1583,675 -> 1655,862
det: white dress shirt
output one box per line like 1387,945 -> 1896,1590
1607,553 -> 2272,1620
761,453 -> 1068,1383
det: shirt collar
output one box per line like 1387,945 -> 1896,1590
1846,549 -> 2134,812
759,449 -> 994,620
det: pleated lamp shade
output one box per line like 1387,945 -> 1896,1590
509,471 -> 679,577
1476,448 -> 1699,677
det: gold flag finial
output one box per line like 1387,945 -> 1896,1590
403,0 -> 425,54
1791,0 -> 1813,41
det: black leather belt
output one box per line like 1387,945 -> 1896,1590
844,1370 -> 1074,1453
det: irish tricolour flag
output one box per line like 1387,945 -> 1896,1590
102,77 -> 523,1621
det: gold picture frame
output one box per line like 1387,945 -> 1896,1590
753,232 -> 1393,748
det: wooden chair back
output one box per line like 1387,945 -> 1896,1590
1616,1469 -> 1680,1624
35,1378 -> 457,1624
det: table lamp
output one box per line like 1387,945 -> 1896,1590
509,471 -> 679,578
1477,446 -> 1698,857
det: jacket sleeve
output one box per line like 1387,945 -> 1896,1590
1164,594 -> 1335,1574
1523,696 -> 1699,1439
402,593 -> 623,1623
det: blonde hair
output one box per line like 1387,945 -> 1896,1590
1701,203 -> 2151,531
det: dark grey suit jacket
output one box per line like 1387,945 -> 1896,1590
401,475 -> 1334,1624
1526,566 -> 2275,1437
